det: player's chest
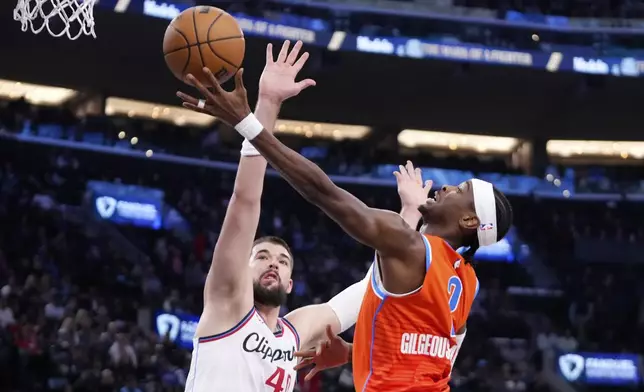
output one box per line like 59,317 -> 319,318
238,322 -> 298,392
238,319 -> 297,368
238,326 -> 297,366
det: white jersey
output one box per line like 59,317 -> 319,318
184,307 -> 300,392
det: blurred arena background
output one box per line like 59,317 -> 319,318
1,0 -> 644,391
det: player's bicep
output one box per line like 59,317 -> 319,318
287,265 -> 372,347
316,187 -> 419,256
285,304 -> 341,349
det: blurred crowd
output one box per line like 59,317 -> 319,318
0,157 -> 192,392
2,95 -> 644,392
1,0 -> 644,388
0,106 -> 536,392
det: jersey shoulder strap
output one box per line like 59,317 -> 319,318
422,234 -> 461,270
280,317 -> 300,350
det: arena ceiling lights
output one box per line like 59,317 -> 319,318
0,79 -> 77,106
398,129 -> 520,153
273,120 -> 371,140
104,97 -> 215,127
547,140 -> 644,159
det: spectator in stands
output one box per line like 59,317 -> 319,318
568,294 -> 594,341
0,298 -> 15,328
108,333 -> 138,369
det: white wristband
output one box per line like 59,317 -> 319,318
234,113 -> 263,141
241,139 -> 260,156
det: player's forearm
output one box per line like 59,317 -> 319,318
254,98 -> 280,144
400,206 -> 422,229
230,99 -> 280,204
230,158 -> 267,205
286,304 -> 341,349
249,130 -> 337,205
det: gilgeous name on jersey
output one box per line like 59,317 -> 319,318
400,332 -> 458,360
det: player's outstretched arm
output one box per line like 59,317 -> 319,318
243,134 -> 422,257
178,64 -> 426,293
245,132 -> 428,292
177,41 -> 315,314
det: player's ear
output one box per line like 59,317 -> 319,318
459,213 -> 479,231
286,279 -> 293,295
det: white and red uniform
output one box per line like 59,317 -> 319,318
184,307 -> 300,392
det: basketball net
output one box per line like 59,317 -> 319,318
14,0 -> 97,40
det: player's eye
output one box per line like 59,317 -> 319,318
279,259 -> 288,266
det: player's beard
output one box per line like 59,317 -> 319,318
253,280 -> 287,307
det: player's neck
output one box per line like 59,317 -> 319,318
255,303 -> 281,332
422,226 -> 462,250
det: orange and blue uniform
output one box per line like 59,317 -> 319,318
353,234 -> 479,392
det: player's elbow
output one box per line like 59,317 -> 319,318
230,189 -> 261,208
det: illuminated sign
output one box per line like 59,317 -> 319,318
356,36 -> 395,55
573,57 -> 609,74
87,181 -> 164,229
558,352 -> 640,385
155,311 -> 199,349
142,0 -> 187,19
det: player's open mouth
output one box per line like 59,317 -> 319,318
262,271 -> 279,282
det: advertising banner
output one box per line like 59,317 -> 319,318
87,181 -> 164,229
155,311 -> 199,349
557,352 -> 641,386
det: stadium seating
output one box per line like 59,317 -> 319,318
2,0 -> 644,390
3,94 -> 641,391
0,101 -> 546,391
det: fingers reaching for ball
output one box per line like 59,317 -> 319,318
234,68 -> 246,93
177,68 -> 251,127
185,73 -> 215,102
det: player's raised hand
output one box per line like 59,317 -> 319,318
177,68 -> 251,126
394,160 -> 433,209
259,40 -> 316,104
294,325 -> 351,381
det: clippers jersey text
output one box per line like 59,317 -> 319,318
184,308 -> 300,392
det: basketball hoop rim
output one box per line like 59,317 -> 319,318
13,0 -> 98,40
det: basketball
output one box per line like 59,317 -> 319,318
163,6 -> 245,86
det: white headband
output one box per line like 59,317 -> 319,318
471,179 -> 497,247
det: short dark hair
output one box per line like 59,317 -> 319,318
462,186 -> 513,264
252,236 -> 294,266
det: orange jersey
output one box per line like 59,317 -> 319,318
353,234 -> 479,392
